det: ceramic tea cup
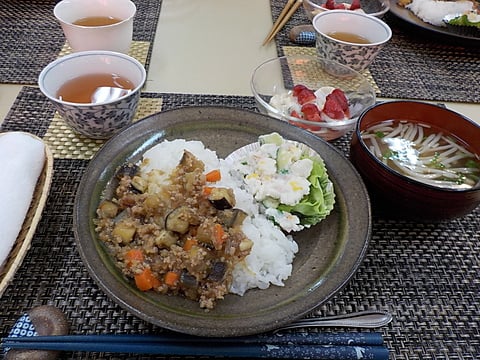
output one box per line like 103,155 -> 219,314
54,0 -> 136,54
38,51 -> 146,139
312,10 -> 391,72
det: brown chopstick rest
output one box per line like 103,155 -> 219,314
4,305 -> 69,360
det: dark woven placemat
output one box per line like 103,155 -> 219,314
269,1 -> 480,103
0,0 -> 162,84
0,86 -> 479,359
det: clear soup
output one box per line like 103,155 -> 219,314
360,120 -> 480,189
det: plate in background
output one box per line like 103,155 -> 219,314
389,0 -> 480,44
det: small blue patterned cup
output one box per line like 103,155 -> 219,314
313,10 -> 391,72
38,51 -> 146,139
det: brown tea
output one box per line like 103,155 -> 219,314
326,31 -> 371,44
56,73 -> 135,104
73,16 -> 123,27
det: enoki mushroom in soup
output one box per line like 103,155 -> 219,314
361,120 -> 480,189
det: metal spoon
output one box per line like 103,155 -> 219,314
276,310 -> 393,331
91,87 -> 131,103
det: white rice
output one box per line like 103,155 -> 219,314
142,139 -> 220,180
406,0 -> 474,26
140,139 -> 298,296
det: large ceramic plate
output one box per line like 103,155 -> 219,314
389,0 -> 480,44
74,106 -> 371,337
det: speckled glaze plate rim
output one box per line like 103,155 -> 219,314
388,0 -> 480,43
73,106 -> 371,337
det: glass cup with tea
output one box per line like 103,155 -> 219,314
312,10 -> 392,72
54,0 -> 136,54
38,50 -> 146,139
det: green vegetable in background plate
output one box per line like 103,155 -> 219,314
444,11 -> 480,28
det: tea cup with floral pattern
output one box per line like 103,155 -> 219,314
312,10 -> 391,72
38,50 -> 146,139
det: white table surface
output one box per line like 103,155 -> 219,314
1,0 -> 478,124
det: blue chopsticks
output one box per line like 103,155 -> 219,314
2,332 -> 390,359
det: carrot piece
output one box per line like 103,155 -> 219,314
214,223 -> 225,246
164,271 -> 179,286
183,238 -> 197,251
205,169 -> 221,182
151,276 -> 162,288
125,249 -> 144,268
134,268 -> 160,291
202,186 -> 213,196
189,227 -> 198,237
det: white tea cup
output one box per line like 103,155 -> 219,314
54,0 -> 136,54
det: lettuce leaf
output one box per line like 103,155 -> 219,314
278,156 -> 335,225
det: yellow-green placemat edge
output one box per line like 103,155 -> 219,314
43,97 -> 163,160
58,41 -> 150,66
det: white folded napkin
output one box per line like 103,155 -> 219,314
0,132 -> 45,271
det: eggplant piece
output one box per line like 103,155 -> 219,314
196,223 -> 213,245
115,163 -> 139,179
143,194 -> 161,212
239,238 -> 254,252
217,208 -> 248,228
165,206 -> 193,234
179,150 -> 205,173
183,172 -> 198,193
180,269 -> 198,288
114,209 -> 128,223
115,164 -> 144,193
207,187 -> 235,210
207,261 -> 227,282
112,219 -> 136,243
131,175 -> 147,193
195,218 -> 215,248
155,229 -> 178,249
97,200 -> 119,218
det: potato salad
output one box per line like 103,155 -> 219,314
230,133 -> 336,232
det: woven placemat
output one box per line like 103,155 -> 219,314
0,0 -> 162,84
0,86 -> 479,359
282,46 -> 381,95
269,1 -> 480,103
44,97 -> 163,160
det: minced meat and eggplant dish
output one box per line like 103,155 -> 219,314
95,150 -> 253,309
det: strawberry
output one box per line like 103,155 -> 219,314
301,103 -> 322,122
323,94 -> 347,120
324,0 -> 336,9
329,89 -> 349,113
292,85 -> 308,97
296,88 -> 316,105
290,110 -> 302,119
350,0 -> 361,10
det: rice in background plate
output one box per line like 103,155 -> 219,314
405,0 -> 475,26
